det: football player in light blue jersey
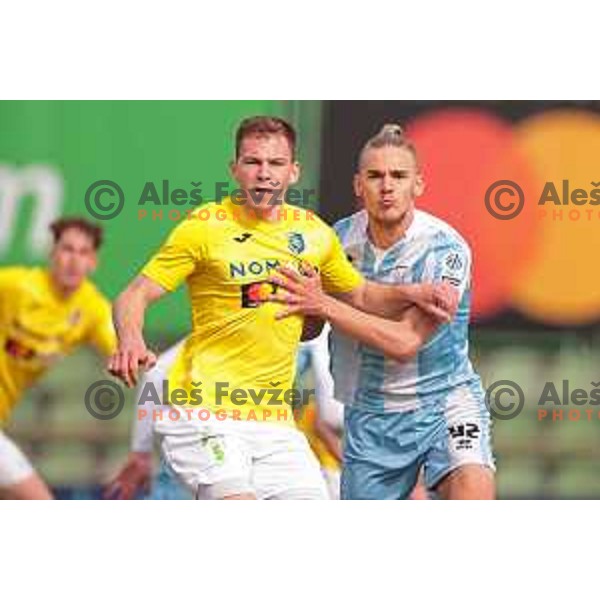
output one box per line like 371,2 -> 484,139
271,124 -> 495,499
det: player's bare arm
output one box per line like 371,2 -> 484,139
299,271 -> 456,342
341,279 -> 458,322
270,266 -> 457,362
103,452 -> 153,500
108,275 -> 165,387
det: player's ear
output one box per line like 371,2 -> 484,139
289,161 -> 300,185
353,173 -> 363,199
229,160 -> 238,181
414,171 -> 425,198
89,252 -> 98,273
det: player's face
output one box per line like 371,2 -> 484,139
50,228 -> 97,293
230,133 -> 300,212
354,146 -> 423,225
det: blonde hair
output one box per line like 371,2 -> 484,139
358,123 -> 418,169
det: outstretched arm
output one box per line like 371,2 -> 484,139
321,300 -> 437,362
107,275 -> 166,387
108,215 -> 204,385
338,279 -> 458,321
270,267 -> 457,362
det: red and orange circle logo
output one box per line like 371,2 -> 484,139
406,108 -> 600,325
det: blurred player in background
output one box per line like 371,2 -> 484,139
108,116 -> 453,500
106,327 -> 344,499
272,124 -> 495,499
0,218 -> 115,500
293,323 -> 342,499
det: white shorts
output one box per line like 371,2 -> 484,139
156,412 -> 329,500
0,430 -> 35,487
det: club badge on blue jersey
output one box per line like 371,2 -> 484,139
444,252 -> 463,272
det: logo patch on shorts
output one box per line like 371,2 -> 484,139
202,435 -> 226,464
448,422 -> 480,451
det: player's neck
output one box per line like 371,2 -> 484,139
367,208 -> 415,250
48,271 -> 79,300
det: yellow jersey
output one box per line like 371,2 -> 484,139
0,266 -> 116,425
142,199 -> 363,425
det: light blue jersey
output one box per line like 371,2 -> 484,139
333,209 -> 494,499
332,208 -> 481,412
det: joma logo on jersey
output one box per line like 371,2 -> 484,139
229,259 -> 281,279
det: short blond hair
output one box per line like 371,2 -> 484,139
358,124 -> 418,169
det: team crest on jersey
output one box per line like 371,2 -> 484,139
444,252 -> 463,272
287,232 -> 305,255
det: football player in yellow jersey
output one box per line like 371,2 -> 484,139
105,330 -> 341,500
0,217 -> 115,500
108,116 -> 455,500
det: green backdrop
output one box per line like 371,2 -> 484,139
0,100 -> 323,339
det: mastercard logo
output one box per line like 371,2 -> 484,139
404,108 -> 600,326
241,281 -> 276,308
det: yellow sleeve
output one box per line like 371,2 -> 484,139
87,295 -> 117,357
0,267 -> 27,314
0,267 -> 27,294
141,219 -> 206,291
319,227 -> 364,294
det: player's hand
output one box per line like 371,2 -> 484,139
103,452 -> 153,500
107,337 -> 157,388
267,264 -> 330,319
412,282 -> 459,323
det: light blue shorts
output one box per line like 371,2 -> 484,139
341,382 -> 495,500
